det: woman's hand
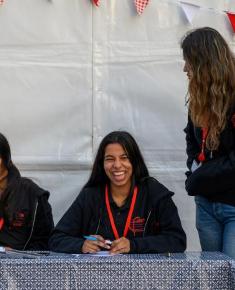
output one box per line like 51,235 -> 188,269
110,237 -> 130,254
82,235 -> 110,254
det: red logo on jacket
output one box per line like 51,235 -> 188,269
11,211 -> 27,227
129,217 -> 145,236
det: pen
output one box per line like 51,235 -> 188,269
83,236 -> 112,245
83,235 -> 97,241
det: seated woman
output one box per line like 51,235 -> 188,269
49,131 -> 186,254
0,133 -> 54,250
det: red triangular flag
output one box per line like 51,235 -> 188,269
92,0 -> 100,7
227,12 -> 235,33
135,0 -> 149,15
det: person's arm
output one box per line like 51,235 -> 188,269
129,197 -> 186,254
49,190 -> 88,254
26,193 -> 54,250
185,149 -> 235,196
184,115 -> 200,172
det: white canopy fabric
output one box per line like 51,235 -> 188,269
0,0 -> 234,250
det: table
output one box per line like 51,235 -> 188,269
0,251 -> 234,289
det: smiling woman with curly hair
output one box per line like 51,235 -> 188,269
181,27 -> 235,258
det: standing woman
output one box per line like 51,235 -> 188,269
49,131 -> 186,254
0,133 -> 54,250
182,27 -> 235,258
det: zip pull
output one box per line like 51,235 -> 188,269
210,151 -> 213,159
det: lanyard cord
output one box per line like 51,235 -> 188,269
0,217 -> 4,230
198,127 -> 208,162
105,185 -> 138,240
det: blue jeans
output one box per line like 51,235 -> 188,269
195,195 -> 235,259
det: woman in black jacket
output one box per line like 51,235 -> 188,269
0,133 -> 54,250
49,131 -> 186,254
181,27 -> 235,258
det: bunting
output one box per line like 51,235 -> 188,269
180,1 -> 200,24
88,1 -> 235,30
178,1 -> 235,33
135,0 -> 149,15
227,12 -> 235,33
0,0 -> 232,30
87,0 -> 235,29
92,0 -> 100,7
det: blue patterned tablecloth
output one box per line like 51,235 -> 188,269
0,251 -> 234,290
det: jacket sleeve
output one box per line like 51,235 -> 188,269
26,193 -> 54,250
184,115 -> 200,172
49,190 -> 87,254
185,150 -> 235,196
130,196 -> 186,254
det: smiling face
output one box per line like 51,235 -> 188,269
103,143 -> 133,192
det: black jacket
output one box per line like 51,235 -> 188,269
0,171 -> 54,250
49,177 -> 186,254
184,113 -> 235,205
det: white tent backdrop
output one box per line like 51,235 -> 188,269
0,0 -> 234,251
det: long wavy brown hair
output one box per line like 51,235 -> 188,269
181,27 -> 235,150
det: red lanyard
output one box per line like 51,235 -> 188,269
105,185 -> 138,240
198,127 -> 208,162
0,217 -> 4,231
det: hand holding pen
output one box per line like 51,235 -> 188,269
82,235 -> 112,254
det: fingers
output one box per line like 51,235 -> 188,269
110,237 -> 130,254
92,235 -> 105,242
82,236 -> 130,254
93,235 -> 111,250
82,235 -> 111,253
82,240 -> 101,253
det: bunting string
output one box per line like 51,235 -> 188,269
0,0 -> 234,32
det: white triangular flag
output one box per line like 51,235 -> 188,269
180,1 -> 200,23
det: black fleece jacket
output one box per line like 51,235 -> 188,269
0,174 -> 54,250
184,113 -> 235,206
49,177 -> 186,254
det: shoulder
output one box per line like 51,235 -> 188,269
19,177 -> 49,199
184,115 -> 194,132
74,185 -> 104,204
140,177 -> 174,201
79,185 -> 103,197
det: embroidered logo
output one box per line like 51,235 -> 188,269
129,217 -> 145,236
11,211 -> 27,227
231,113 -> 235,127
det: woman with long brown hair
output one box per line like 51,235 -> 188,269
181,27 -> 235,258
49,131 -> 186,254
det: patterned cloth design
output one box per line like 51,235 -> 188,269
135,0 -> 149,15
231,260 -> 235,289
0,252 -> 234,289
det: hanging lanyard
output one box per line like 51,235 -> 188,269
0,217 -> 4,231
198,127 -> 208,162
105,185 -> 138,240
